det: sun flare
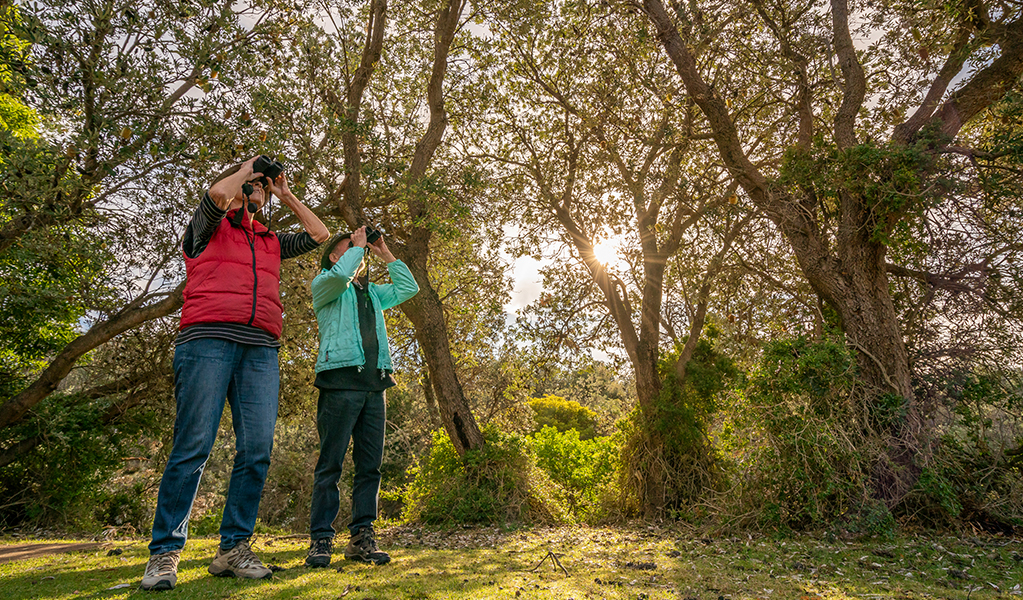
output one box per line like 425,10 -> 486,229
592,240 -> 618,266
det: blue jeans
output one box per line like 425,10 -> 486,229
309,389 -> 386,540
149,338 -> 279,555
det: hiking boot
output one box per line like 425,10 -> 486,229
305,536 -> 334,568
344,527 -> 390,565
207,540 -> 272,579
141,550 -> 180,591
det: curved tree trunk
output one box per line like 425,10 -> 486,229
318,0 -> 481,455
0,282 -> 185,430
395,0 -> 483,456
398,252 -> 484,455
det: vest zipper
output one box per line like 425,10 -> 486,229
245,227 -> 258,326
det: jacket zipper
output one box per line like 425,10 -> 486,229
245,227 -> 257,326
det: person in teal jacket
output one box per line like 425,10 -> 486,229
305,225 -> 418,568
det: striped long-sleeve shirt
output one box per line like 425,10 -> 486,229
174,193 -> 321,347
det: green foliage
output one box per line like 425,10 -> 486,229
94,481 -> 152,532
530,426 -> 620,522
618,338 -> 737,518
0,200 -> 109,398
781,136 -> 940,244
189,506 -> 225,538
537,358 -> 636,427
0,392 -> 149,529
403,426 -> 568,526
528,394 -> 599,440
718,335 -> 875,529
845,500 -> 897,540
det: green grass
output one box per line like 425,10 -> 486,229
0,526 -> 1020,599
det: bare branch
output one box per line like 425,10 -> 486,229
830,0 -> 866,149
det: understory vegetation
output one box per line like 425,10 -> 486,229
2,0 -> 1023,550
2,334 -> 1019,542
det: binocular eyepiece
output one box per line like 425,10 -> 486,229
242,155 -> 285,196
366,226 -> 382,245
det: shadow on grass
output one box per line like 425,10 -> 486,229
4,532 -> 1020,600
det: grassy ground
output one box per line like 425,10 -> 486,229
0,525 -> 1020,599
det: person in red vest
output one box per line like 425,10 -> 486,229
141,156 -> 329,591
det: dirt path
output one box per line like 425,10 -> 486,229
0,543 -> 105,564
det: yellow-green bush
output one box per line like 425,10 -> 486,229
528,394 -> 599,440
531,425 -> 621,522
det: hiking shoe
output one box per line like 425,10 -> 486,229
344,527 -> 390,565
207,540 -> 272,579
141,550 -> 180,591
305,536 -> 334,568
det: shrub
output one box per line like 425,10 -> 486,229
903,369 -> 1023,529
0,392 -> 151,530
617,337 -> 736,519
717,335 -> 874,529
528,395 -> 599,440
531,426 -> 620,522
402,426 -> 569,526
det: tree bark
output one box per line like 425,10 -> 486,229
398,252 -> 484,455
421,368 -> 442,430
642,0 -> 1023,507
393,0 -> 484,455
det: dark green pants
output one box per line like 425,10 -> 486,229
309,389 -> 385,539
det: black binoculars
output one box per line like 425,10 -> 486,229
242,155 -> 285,196
253,155 -> 284,182
366,226 -> 382,245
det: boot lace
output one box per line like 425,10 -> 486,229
229,541 -> 265,570
312,537 -> 333,555
356,528 -> 379,552
146,551 -> 180,576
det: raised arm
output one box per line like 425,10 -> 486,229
208,156 -> 257,210
311,245 -> 366,311
267,174 -> 329,243
367,236 -> 419,309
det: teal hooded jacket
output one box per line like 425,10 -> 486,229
311,246 -> 419,374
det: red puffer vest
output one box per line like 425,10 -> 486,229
179,211 -> 283,338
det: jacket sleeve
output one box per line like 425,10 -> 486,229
311,246 -> 365,311
374,259 -> 420,310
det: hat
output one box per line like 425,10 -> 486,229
320,232 -> 353,270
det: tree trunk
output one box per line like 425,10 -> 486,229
802,239 -> 922,505
397,250 -> 484,456
639,0 -> 932,505
421,368 -> 442,430
391,0 -> 481,456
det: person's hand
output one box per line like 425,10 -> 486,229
350,226 -> 368,248
266,173 -> 291,201
367,234 -> 396,262
209,155 -> 259,210
240,155 -> 258,178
